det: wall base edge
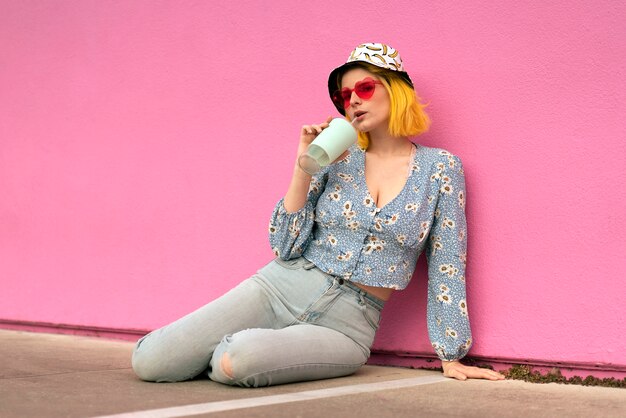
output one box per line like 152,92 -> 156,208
0,319 -> 148,342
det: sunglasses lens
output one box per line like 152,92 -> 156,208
355,81 -> 376,99
332,91 -> 345,109
340,88 -> 352,108
332,79 -> 379,109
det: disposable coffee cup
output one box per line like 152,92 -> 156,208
298,118 -> 357,175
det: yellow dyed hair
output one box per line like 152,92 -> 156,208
341,64 -> 431,149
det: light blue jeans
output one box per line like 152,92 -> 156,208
131,257 -> 385,387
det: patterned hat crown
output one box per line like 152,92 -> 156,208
346,43 -> 405,72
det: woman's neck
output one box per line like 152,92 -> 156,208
367,133 -> 412,156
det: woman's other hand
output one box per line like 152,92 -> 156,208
441,360 -> 506,381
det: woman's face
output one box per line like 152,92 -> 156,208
340,68 -> 390,134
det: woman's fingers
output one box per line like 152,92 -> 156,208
443,362 -> 506,381
480,369 -> 506,380
301,117 -> 334,139
445,367 -> 467,381
303,117 -> 334,134
464,366 -> 505,380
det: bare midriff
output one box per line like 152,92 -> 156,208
352,281 -> 395,302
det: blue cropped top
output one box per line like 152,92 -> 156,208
269,143 -> 472,361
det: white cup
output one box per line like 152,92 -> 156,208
297,118 -> 357,175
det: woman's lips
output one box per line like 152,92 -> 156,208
354,111 -> 366,121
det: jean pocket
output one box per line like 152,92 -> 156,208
361,303 -> 382,330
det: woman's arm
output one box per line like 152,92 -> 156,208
425,153 -> 472,362
283,119 -> 331,212
425,153 -> 504,381
268,118 -> 333,259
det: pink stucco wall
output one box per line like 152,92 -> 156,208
2,1 -> 625,376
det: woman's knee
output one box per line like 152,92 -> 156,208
131,334 -> 192,383
209,333 -> 261,386
131,335 -> 162,382
220,352 -> 235,379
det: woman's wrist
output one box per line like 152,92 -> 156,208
292,162 -> 313,180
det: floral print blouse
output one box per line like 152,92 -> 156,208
269,143 -> 472,361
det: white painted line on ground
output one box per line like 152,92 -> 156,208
95,375 -> 450,418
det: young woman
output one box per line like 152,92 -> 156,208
132,43 -> 505,386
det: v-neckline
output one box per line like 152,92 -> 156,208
361,143 -> 417,211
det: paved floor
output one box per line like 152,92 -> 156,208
1,329 -> 625,418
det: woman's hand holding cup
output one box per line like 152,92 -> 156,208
297,117 -> 357,175
297,116 -> 333,158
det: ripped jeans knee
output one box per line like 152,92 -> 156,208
208,334 -> 240,385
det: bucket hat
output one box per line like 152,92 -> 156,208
328,43 -> 414,115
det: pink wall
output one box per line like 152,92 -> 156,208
2,1 -> 625,375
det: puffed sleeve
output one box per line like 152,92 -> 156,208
425,153 -> 473,361
268,166 -> 329,260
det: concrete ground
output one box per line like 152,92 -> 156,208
1,329 -> 625,418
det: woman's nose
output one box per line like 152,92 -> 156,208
349,91 -> 361,106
